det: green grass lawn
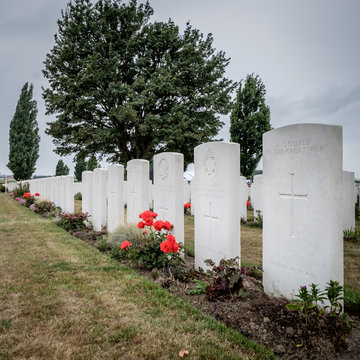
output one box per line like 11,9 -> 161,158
0,194 -> 274,360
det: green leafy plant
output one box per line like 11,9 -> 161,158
187,280 -> 207,295
204,257 -> 245,301
11,182 -> 30,198
343,228 -> 360,243
34,200 -> 55,215
246,210 -> 263,228
57,212 -> 89,231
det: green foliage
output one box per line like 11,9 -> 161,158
204,257 -> 244,301
74,192 -> 82,200
287,281 -> 356,350
187,280 -> 207,295
230,74 -> 271,177
7,83 -> 40,180
34,200 -> 56,215
12,182 -> 30,198
74,154 -> 87,181
0,184 -> 5,193
55,159 -> 69,176
86,156 -> 99,172
246,210 -> 263,228
344,285 -> 360,315
42,0 -> 235,166
57,212 -> 89,231
343,228 -> 360,243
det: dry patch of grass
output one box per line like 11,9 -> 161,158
0,194 -> 273,360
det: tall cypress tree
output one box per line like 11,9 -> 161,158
7,83 -> 40,180
230,74 -> 271,177
55,159 -> 69,176
74,154 -> 87,181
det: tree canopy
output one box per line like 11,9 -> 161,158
230,74 -> 271,177
42,0 -> 235,166
7,83 -> 39,180
74,155 -> 87,181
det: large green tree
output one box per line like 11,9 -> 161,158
7,83 -> 40,180
86,156 -> 99,172
55,159 -> 70,176
230,74 -> 271,177
42,0 -> 234,165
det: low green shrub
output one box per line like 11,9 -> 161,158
57,212 -> 90,231
343,229 -> 360,243
12,182 -> 30,198
0,184 -> 5,192
74,192 -> 82,200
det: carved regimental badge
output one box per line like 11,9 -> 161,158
158,158 -> 169,181
203,149 -> 216,177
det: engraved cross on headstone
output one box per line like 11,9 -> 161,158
279,173 -> 308,239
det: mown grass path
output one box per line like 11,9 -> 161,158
0,194 -> 274,360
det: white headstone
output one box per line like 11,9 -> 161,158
251,174 -> 263,218
107,164 -> 125,233
126,159 -> 149,223
82,171 -> 93,216
343,171 -> 355,231
184,179 -> 191,204
263,124 -> 343,300
240,176 -> 248,221
93,168 -> 108,231
154,152 -> 184,245
63,175 -> 74,213
192,142 -> 241,269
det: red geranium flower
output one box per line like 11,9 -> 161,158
184,203 -> 191,209
163,220 -> 173,230
152,212 -> 158,219
139,210 -> 153,221
153,220 -> 164,231
166,234 -> 176,243
137,221 -> 145,229
23,192 -> 31,199
160,240 -> 172,253
120,241 -> 131,250
145,218 -> 153,227
172,241 -> 179,253
35,193 -> 40,197
246,200 -> 250,207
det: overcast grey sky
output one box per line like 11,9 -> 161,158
1,0 -> 359,177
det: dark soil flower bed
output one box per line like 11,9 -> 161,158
73,228 -> 360,360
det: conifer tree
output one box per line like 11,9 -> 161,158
74,155 -> 87,181
86,156 -> 98,172
230,74 -> 271,177
7,83 -> 40,180
55,159 -> 69,176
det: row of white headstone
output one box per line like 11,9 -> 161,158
6,123 -> 356,304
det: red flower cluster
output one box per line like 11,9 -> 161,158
137,210 -> 172,231
120,240 -> 131,250
184,202 -> 191,209
23,193 -> 31,199
246,200 -> 250,207
35,193 -> 40,197
160,234 -> 179,253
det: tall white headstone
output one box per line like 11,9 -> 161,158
154,152 -> 184,245
126,159 -> 149,223
93,168 -> 108,231
263,124 -> 343,300
240,176 -> 248,221
82,171 -> 93,216
107,164 -> 125,233
343,171 -> 355,231
63,175 -> 75,213
251,175 -> 263,218
192,142 -> 241,269
184,179 -> 191,204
